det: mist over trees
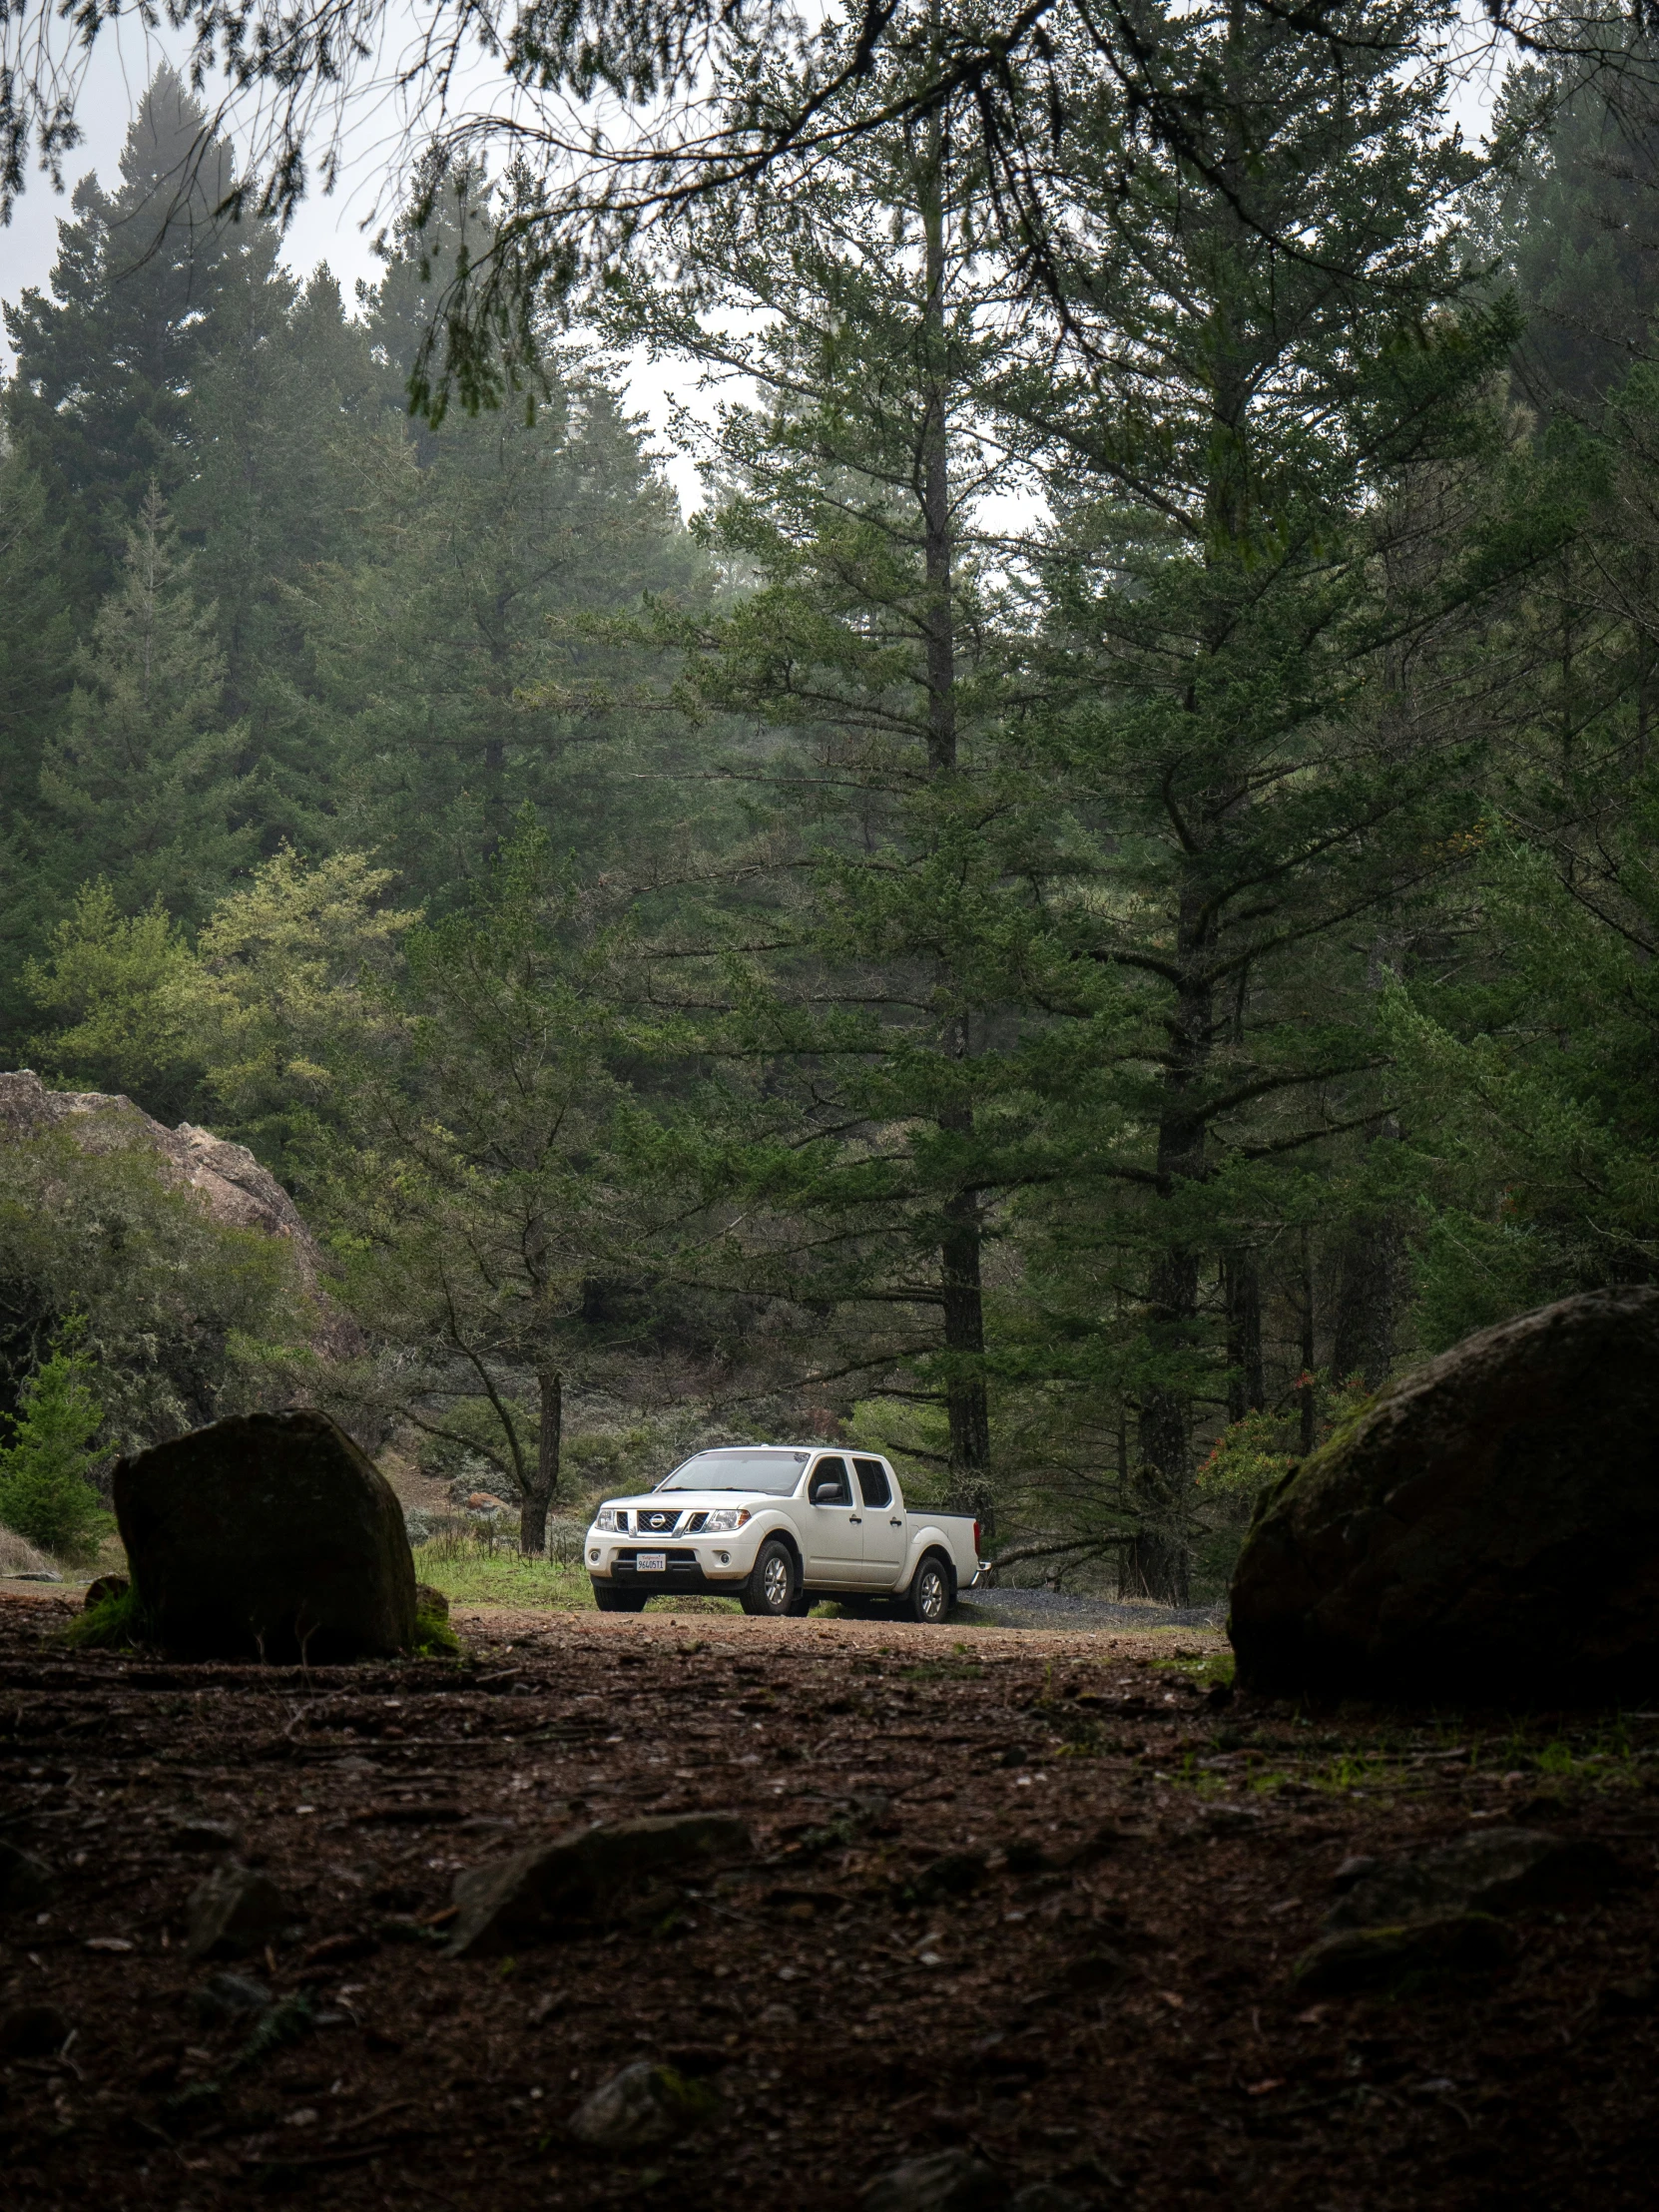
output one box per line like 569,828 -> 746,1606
4,8 -> 1658,1589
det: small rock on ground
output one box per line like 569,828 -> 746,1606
0,1838 -> 54,1911
450,1811 -> 751,1955
193,1970 -> 272,2025
567,2060 -> 715,2148
1295,1912 -> 1517,1994
185,1864 -> 286,1959
861,2148 -> 1008,2211
1326,1828 -> 1627,1932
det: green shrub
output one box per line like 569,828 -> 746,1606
0,1325 -> 109,1562
61,1581 -> 152,1650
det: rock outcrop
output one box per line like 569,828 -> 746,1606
1229,1289 -> 1659,1702
113,1409 -> 417,1661
0,1069 -> 360,1359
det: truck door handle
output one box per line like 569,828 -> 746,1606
848,1515 -> 861,1524
890,1518 -> 903,1526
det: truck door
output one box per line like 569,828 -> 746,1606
803,1456 -> 863,1585
854,1458 -> 904,1585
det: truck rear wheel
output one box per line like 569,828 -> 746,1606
900,1551 -> 953,1624
592,1580 -> 649,1613
741,1538 -> 798,1618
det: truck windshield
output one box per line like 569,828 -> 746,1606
658,1449 -> 809,1495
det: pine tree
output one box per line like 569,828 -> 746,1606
3,67 -> 248,613
36,483 -> 255,924
996,0 -> 1509,1595
0,1323 -> 106,1562
177,249 -> 380,733
290,178 -> 708,902
0,448 -> 74,1052
598,27 -> 1078,1523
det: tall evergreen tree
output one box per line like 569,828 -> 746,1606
288,179 -> 709,903
997,0 -> 1508,1594
34,484 -> 254,925
3,67 -> 250,613
600,28 -> 1078,1522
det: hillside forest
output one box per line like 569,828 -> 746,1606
3,18 -> 1657,1601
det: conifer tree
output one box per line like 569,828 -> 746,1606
600,26 -> 1079,1522
997,0 -> 1510,1594
37,484 -> 254,924
290,176 -> 708,901
3,67 -> 247,612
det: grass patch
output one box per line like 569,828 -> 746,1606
415,1547 -> 599,1610
414,1541 -> 745,1616
1155,1648 -> 1236,1691
60,1580 -> 153,1651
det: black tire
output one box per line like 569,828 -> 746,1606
592,1580 -> 649,1613
741,1539 -> 798,1618
899,1551 -> 953,1624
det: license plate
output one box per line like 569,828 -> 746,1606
636,1552 -> 667,1572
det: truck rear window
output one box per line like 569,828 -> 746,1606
853,1458 -> 892,1507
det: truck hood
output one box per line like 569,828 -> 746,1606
596,1490 -> 792,1516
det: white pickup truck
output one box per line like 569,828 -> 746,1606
583,1444 -> 984,1622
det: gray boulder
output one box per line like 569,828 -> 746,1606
1229,1289 -> 1659,1700
450,1812 -> 751,1955
113,1408 -> 417,1661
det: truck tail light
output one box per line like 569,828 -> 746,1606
973,1520 -> 981,1554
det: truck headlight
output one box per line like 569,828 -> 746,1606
701,1507 -> 751,1533
595,1508 -> 622,1532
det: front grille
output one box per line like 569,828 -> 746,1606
633,1507 -> 682,1536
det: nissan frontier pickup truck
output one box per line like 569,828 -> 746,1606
583,1445 -> 983,1621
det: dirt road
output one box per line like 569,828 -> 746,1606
2,1592 -> 1656,2209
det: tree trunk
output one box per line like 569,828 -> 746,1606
941,1172 -> 991,1518
1298,1229 -> 1318,1454
1222,1247 -> 1265,1422
520,1365 -> 561,1556
919,128 -> 991,1528
1129,886 -> 1214,1603
1331,1208 -> 1399,1392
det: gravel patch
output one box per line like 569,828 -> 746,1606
956,1586 -> 1226,1632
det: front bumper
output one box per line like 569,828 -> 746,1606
586,1538 -> 751,1591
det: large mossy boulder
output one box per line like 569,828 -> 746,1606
113,1409 -> 417,1661
1229,1289 -> 1659,1703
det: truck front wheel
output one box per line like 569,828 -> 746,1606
901,1551 -> 953,1624
741,1539 -> 798,1618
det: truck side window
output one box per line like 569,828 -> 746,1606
808,1456 -> 851,1505
853,1458 -> 892,1508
